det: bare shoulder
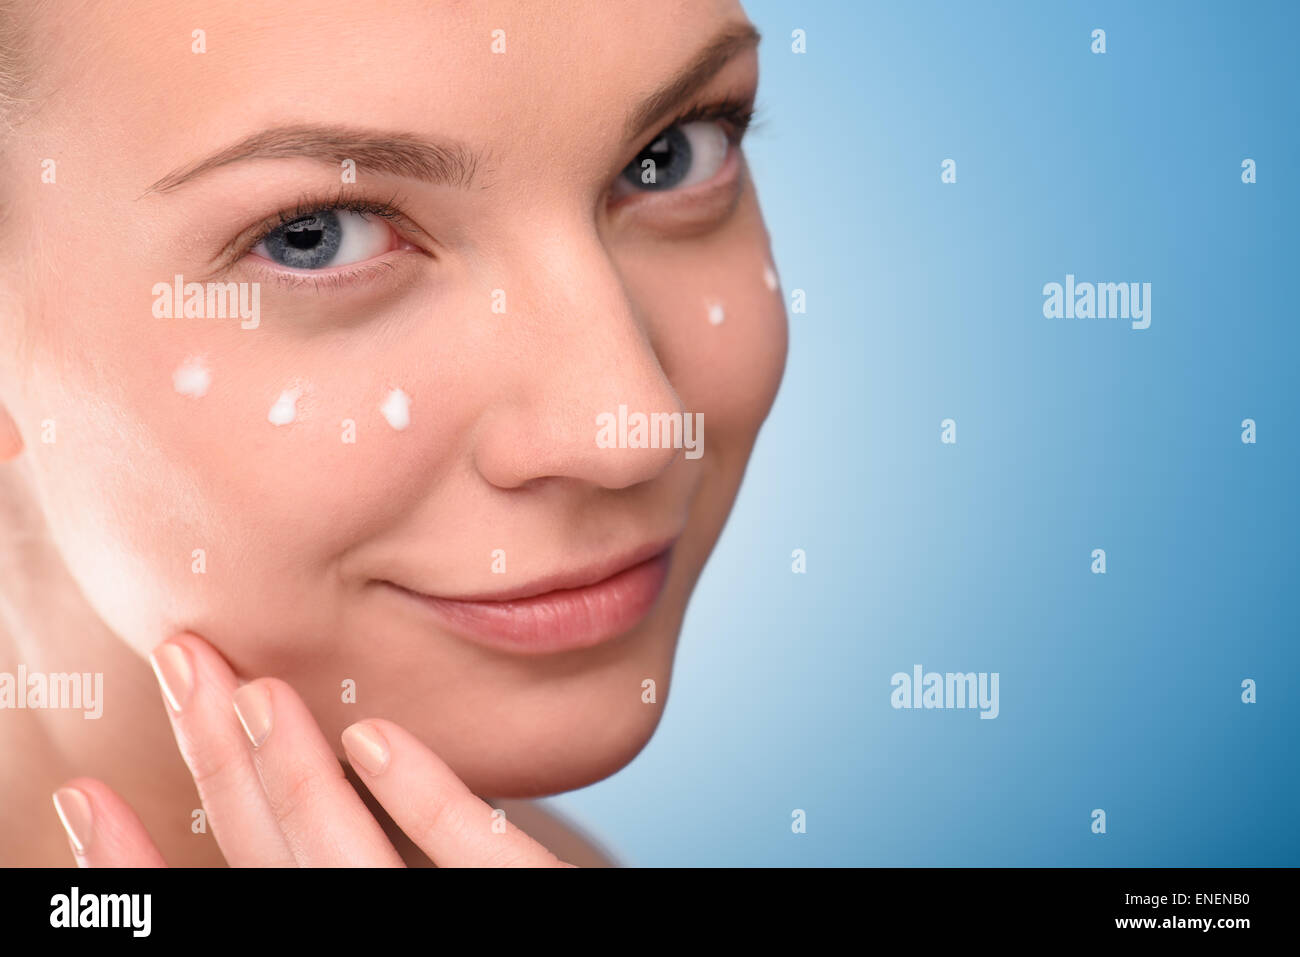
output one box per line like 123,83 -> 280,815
491,798 -> 620,868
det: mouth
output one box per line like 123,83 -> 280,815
381,539 -> 676,654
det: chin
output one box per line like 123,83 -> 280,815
315,553 -> 698,798
394,679 -> 671,799
464,708 -> 665,799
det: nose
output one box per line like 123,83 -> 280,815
471,226 -> 686,491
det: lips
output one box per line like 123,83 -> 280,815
382,540 -> 675,655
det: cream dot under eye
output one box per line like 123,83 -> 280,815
381,389 -> 411,430
707,300 -> 725,325
172,357 -> 210,398
268,389 -> 300,426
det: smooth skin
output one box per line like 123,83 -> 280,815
0,0 -> 786,866
57,633 -> 567,867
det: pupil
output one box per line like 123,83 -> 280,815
284,217 -> 324,250
261,209 -> 342,268
623,125 -> 692,190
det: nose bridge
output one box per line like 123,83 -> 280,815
541,220 -> 650,356
471,218 -> 685,490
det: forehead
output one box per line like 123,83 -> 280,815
40,0 -> 749,181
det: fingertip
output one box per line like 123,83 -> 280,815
160,630 -> 238,675
51,781 -> 94,859
149,640 -> 195,713
153,630 -> 203,656
231,679 -> 274,749
51,777 -> 168,868
341,720 -> 391,776
250,675 -> 292,698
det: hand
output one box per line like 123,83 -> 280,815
51,632 -> 573,867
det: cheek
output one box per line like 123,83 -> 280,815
19,286 -> 497,654
683,258 -> 788,438
623,204 -> 788,451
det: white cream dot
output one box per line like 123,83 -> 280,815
172,357 -> 210,398
763,262 -> 779,292
707,300 -> 725,325
381,388 -> 411,430
268,389 -> 300,426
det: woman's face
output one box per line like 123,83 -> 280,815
0,0 -> 784,796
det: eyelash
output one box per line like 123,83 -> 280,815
234,96 -> 757,286
242,193 -> 412,256
670,97 -> 757,143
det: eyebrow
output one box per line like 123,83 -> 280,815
145,21 -> 760,195
624,22 -> 761,138
145,127 -> 479,194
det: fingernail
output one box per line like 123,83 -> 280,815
52,787 -> 93,855
341,721 -> 390,776
149,641 -> 194,713
232,682 -> 272,748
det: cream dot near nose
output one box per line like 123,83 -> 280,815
268,389 -> 300,426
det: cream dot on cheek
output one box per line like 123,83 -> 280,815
764,262 -> 779,292
706,300 -> 725,326
380,388 -> 411,431
267,388 -> 301,426
172,357 -> 211,398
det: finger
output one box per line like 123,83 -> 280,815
51,778 -> 167,868
341,719 -> 569,867
149,634 -> 296,866
233,678 -> 404,867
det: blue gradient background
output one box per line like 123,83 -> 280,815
546,1 -> 1299,865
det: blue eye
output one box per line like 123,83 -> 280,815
616,120 -> 731,195
253,209 -> 393,270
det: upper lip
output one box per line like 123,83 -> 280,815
389,536 -> 678,604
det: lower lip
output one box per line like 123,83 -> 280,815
387,550 -> 672,655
